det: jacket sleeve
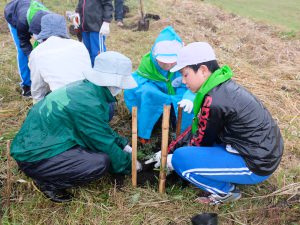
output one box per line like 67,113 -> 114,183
101,0 -> 113,22
168,126 -> 193,153
16,21 -> 32,56
75,0 -> 82,13
74,107 -> 131,174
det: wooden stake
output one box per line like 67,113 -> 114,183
131,107 -> 138,187
4,140 -> 12,212
176,106 -> 183,138
159,105 -> 171,194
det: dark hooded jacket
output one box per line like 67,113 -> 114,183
169,79 -> 284,176
4,0 -> 49,56
76,0 -> 113,32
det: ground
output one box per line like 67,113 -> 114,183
0,0 -> 300,224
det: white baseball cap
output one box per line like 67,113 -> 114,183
170,42 -> 216,72
152,40 -> 182,63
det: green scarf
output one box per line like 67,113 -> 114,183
26,0 -> 49,49
192,65 -> 233,134
26,0 -> 49,25
136,52 -> 175,95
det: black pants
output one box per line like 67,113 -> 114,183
17,146 -> 110,191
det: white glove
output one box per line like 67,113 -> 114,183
123,145 -> 142,171
145,151 -> 174,172
178,99 -> 193,113
70,13 -> 80,29
136,160 -> 143,172
100,22 -> 110,36
171,77 -> 182,87
123,145 -> 132,153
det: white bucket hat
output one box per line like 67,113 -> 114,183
36,13 -> 69,41
170,42 -> 216,72
83,51 -> 137,89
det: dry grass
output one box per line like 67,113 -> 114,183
1,0 -> 300,224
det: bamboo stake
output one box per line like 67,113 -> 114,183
131,107 -> 138,187
5,140 -> 12,213
159,105 -> 171,194
176,106 -> 183,138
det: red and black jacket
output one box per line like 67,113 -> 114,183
169,79 -> 284,176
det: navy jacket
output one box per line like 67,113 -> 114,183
169,79 -> 284,176
4,0 -> 48,56
76,0 -> 113,32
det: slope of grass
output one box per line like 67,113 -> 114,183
1,0 -> 300,224
206,0 -> 300,31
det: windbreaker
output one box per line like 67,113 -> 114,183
76,0 -> 113,32
124,26 -> 194,139
11,80 -> 131,174
168,78 -> 284,176
4,0 -> 49,56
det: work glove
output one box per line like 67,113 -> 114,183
123,145 -> 142,172
171,77 -> 182,87
144,151 -> 174,172
123,145 -> 132,153
100,22 -> 110,36
70,13 -> 80,29
178,99 -> 193,113
136,160 -> 143,172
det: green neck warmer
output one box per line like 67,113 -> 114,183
136,52 -> 175,95
192,65 -> 233,134
26,0 -> 49,25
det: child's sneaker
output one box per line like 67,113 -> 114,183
195,186 -> 241,205
21,85 -> 31,97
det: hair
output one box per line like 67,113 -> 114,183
187,60 -> 220,73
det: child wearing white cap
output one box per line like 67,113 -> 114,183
146,42 -> 284,205
124,26 -> 195,144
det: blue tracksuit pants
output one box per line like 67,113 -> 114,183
172,145 -> 270,195
8,24 -> 31,87
82,31 -> 106,67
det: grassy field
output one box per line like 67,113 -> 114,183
206,0 -> 300,31
1,0 -> 300,224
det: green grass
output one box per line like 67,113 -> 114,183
206,0 -> 300,31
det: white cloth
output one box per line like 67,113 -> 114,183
122,145 -> 142,171
108,86 -> 122,96
123,145 -> 132,153
145,151 -> 174,172
99,22 -> 110,36
29,36 -> 91,102
136,160 -> 143,172
178,99 -> 194,113
66,11 -> 80,28
72,13 -> 80,28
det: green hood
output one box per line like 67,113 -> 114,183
136,52 -> 175,95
